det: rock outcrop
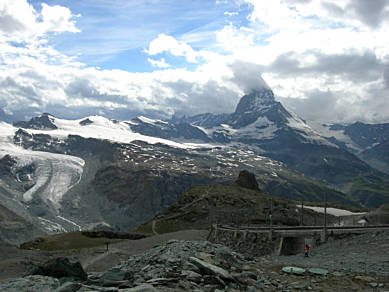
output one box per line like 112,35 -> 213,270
27,257 -> 87,281
235,170 -> 260,190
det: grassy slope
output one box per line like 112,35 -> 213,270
20,231 -> 125,251
134,184 -> 346,235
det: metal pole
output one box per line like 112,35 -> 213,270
270,199 -> 273,228
269,199 -> 273,240
323,193 -> 327,241
300,197 -> 304,226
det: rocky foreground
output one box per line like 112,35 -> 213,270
1,230 -> 389,292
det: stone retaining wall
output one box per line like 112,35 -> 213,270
208,225 -> 322,257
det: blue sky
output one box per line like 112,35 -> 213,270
1,0 -> 389,123
28,0 -> 249,71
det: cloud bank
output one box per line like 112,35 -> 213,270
0,0 -> 389,124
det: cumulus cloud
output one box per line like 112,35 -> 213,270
0,0 -> 37,37
145,33 -> 200,63
40,3 -> 80,34
322,0 -> 389,29
147,58 -> 170,68
0,0 -> 79,43
266,0 -> 389,30
1,0 -> 389,125
228,61 -> 268,93
268,50 -> 384,83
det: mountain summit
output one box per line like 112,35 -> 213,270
234,89 -> 275,115
230,88 -> 297,130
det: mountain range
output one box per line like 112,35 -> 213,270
0,82 -> 388,245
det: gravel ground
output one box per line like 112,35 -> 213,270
0,230 -> 209,282
1,229 -> 388,292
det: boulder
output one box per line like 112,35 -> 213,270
188,257 -> 233,280
27,257 -> 87,281
99,266 -> 133,284
54,282 -> 82,292
235,170 -> 259,191
181,270 -> 203,283
120,284 -> 159,291
281,266 -> 305,275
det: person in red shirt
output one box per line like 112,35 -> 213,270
304,244 -> 311,257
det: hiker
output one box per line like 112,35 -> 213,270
304,244 -> 311,257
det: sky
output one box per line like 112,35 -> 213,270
1,0 -> 389,124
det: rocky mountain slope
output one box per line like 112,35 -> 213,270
313,121 -> 389,154
131,87 -> 389,207
360,139 -> 389,174
313,121 -> 389,174
2,106 -> 369,245
1,82 -> 388,245
0,128 -> 357,245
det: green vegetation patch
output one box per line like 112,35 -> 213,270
20,231 -> 125,251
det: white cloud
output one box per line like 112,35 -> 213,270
0,0 -> 80,43
147,57 -> 170,68
1,0 -> 389,124
40,3 -> 80,34
145,33 -> 200,63
215,24 -> 254,52
245,0 -> 304,31
0,0 -> 38,41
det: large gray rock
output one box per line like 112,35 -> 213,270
54,282 -> 82,292
99,266 -> 133,285
235,170 -> 259,191
0,275 -> 59,292
120,284 -> 159,291
27,257 -> 88,281
181,270 -> 203,283
188,257 -> 233,280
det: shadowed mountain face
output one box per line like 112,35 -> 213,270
361,140 -> 389,174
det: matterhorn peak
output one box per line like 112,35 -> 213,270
234,87 -> 275,115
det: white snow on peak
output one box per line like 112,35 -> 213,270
237,116 -> 278,140
20,115 -> 202,149
244,91 -> 274,113
220,124 -> 237,134
287,114 -> 333,145
287,113 -> 311,131
0,122 -> 16,143
309,122 -> 362,152
137,115 -> 168,125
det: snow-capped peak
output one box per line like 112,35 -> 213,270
234,88 -> 275,115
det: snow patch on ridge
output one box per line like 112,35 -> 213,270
301,205 -> 366,217
238,116 -> 278,140
137,116 -> 168,125
309,122 -> 363,152
287,115 -> 333,145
